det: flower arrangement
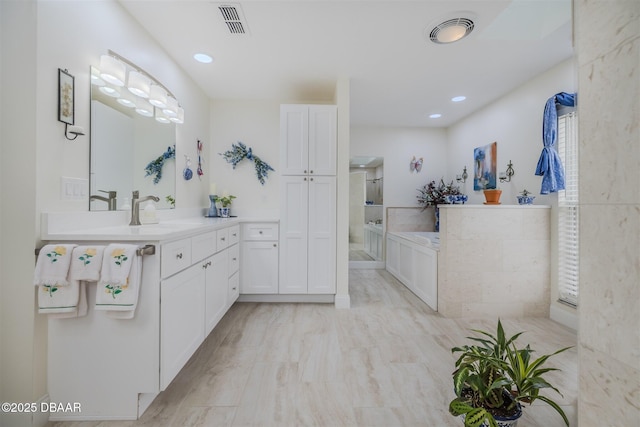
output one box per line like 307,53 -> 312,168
417,179 -> 466,209
144,145 -> 176,184
220,141 -> 275,185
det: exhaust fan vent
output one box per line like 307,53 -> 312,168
429,17 -> 474,44
218,4 -> 249,35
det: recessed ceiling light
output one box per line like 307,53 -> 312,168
452,96 -> 466,102
193,53 -> 213,63
429,113 -> 442,119
428,17 -> 475,44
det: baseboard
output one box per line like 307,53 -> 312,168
550,304 -> 578,331
32,394 -> 50,427
237,294 -> 335,303
334,294 -> 351,309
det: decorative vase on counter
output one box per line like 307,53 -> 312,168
483,189 -> 502,205
219,207 -> 230,218
517,195 -> 535,205
434,206 -> 440,232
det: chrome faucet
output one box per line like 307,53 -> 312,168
129,190 -> 160,226
90,190 -> 117,211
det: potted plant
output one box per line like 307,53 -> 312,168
217,195 -> 236,218
449,320 -> 571,427
516,190 -> 535,205
417,179 -> 467,231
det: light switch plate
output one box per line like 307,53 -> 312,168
61,177 -> 88,200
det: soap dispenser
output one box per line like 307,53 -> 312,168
141,201 -> 158,224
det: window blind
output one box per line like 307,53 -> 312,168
557,112 -> 579,306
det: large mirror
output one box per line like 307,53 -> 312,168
89,66 -> 176,211
349,157 -> 384,265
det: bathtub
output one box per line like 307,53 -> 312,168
387,231 -> 440,249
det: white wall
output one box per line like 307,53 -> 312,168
447,59 -> 576,206
350,127 -> 448,207
1,2 -> 210,425
209,99 -> 281,217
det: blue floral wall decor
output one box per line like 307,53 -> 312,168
144,145 -> 176,184
220,141 -> 275,185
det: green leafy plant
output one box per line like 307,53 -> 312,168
449,320 -> 571,427
417,178 -> 465,208
217,195 -> 236,208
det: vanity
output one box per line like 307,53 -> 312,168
41,212 -> 240,421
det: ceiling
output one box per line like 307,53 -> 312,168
118,0 -> 573,128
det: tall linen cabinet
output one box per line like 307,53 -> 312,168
279,104 -> 337,294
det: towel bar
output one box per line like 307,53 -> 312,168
35,244 -> 156,257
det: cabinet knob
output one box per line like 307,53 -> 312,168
304,177 -> 307,181
310,177 -> 314,181
233,257 -> 237,261
176,253 -> 183,259
273,243 -> 277,247
259,230 -> 263,234
304,170 -> 307,174
310,170 -> 314,174
233,233 -> 237,237
221,237 -> 226,241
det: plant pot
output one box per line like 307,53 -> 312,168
461,404 -> 522,427
219,207 -> 230,218
483,189 -> 502,205
517,195 -> 535,205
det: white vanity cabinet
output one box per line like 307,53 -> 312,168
240,222 -> 279,294
363,223 -> 383,261
160,224 -> 239,390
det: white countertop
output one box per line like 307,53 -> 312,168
41,210 -> 278,242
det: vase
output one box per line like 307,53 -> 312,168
517,195 -> 535,205
461,404 -> 522,427
207,195 -> 218,217
434,206 -> 440,232
483,189 -> 502,204
219,207 -> 230,218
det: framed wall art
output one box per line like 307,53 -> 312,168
58,68 -> 74,125
473,141 -> 497,190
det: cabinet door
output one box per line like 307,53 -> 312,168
398,240 -> 414,288
241,241 -> 279,294
386,237 -> 399,275
279,176 -> 309,293
308,176 -> 336,294
280,105 -> 309,175
228,271 -> 239,307
308,105 -> 337,176
413,248 -> 438,311
161,264 -> 205,389
204,251 -> 228,336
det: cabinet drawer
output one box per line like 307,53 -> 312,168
241,222 -> 279,241
192,231 -> 217,263
228,243 -> 239,275
162,238 -> 192,278
217,227 -> 229,251
228,225 -> 240,246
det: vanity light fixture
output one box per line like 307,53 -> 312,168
99,54 -> 126,86
95,50 -> 184,124
456,166 -> 468,183
499,160 -> 515,183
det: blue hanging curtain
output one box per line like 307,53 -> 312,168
535,92 -> 576,194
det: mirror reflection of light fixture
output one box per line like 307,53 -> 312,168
93,50 -> 184,125
456,166 -> 468,183
499,160 -> 515,183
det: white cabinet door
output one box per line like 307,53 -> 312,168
228,271 -> 239,307
279,176 -> 309,294
280,105 -> 309,175
161,263 -> 205,389
413,248 -> 438,311
241,241 -> 279,294
204,251 -> 228,336
386,236 -> 399,275
308,176 -> 336,294
280,104 -> 336,176
308,105 -> 337,176
398,240 -> 414,287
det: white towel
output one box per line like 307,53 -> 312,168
34,244 -> 76,287
45,246 -> 105,318
34,244 -> 79,315
69,246 -> 105,282
96,244 -> 141,317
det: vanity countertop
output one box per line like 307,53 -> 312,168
42,216 -> 241,242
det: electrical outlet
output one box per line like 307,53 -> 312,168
60,177 -> 89,200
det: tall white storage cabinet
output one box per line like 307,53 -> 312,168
279,104 -> 337,295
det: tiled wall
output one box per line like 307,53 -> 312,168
437,205 -> 551,318
385,207 -> 434,232
575,1 -> 640,424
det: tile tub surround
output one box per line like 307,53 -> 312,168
45,269 -> 577,427
386,207 -> 434,232
437,205 -> 551,318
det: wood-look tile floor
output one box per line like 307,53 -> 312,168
48,269 -> 577,427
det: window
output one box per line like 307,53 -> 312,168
557,111 -> 578,306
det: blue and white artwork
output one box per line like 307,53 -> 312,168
474,141 -> 497,190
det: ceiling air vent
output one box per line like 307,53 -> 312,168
429,17 -> 474,44
218,4 -> 249,35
